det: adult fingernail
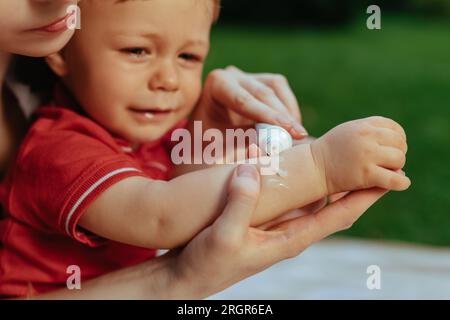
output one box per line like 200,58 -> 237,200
237,164 -> 259,181
293,122 -> 308,136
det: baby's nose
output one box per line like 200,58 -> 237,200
148,62 -> 180,92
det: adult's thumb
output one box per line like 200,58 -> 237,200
213,164 -> 261,239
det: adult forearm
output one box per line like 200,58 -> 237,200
32,253 -> 198,300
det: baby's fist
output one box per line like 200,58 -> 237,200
311,116 -> 411,194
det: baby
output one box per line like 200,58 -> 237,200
0,0 -> 410,297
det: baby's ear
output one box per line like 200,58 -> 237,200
45,52 -> 68,77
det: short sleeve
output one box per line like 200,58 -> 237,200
5,107 -> 147,247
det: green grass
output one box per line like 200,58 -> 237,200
204,15 -> 450,246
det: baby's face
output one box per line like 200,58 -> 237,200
60,0 -> 212,144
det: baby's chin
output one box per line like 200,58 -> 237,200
119,125 -> 176,146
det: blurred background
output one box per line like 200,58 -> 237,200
205,0 -> 450,247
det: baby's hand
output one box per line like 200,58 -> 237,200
311,116 -> 411,195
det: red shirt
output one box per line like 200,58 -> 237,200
0,94 -> 184,297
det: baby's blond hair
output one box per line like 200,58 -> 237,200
117,0 -> 221,22
212,0 -> 222,22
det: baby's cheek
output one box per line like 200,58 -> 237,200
181,81 -> 202,113
186,74 -> 203,101
173,104 -> 195,130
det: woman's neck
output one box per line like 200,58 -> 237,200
0,51 -> 12,106
0,51 -> 13,173
0,50 -> 12,80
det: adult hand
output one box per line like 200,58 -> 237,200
171,164 -> 387,299
193,66 -> 308,139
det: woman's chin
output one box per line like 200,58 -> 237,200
9,30 -> 75,57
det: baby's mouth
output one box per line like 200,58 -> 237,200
128,107 -> 175,121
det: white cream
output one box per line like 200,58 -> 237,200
256,123 -> 293,180
256,123 -> 293,156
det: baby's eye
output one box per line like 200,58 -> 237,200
179,53 -> 202,63
121,48 -> 149,58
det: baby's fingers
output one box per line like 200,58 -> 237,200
377,146 -> 407,170
368,116 -> 407,141
373,167 -> 411,191
376,127 -> 408,154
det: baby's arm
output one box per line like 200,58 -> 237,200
80,116 -> 410,250
80,143 -> 326,249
